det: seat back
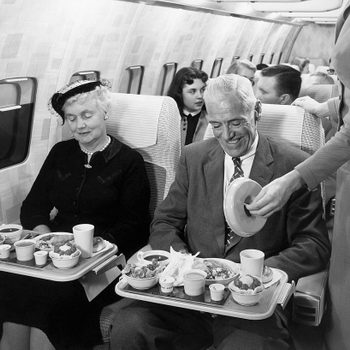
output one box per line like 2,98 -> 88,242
258,104 -> 325,155
258,104 -> 329,328
107,93 -> 181,217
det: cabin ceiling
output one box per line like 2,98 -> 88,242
132,0 -> 347,25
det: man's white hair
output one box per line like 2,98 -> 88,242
204,74 -> 256,116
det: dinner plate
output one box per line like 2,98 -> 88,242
34,232 -> 74,251
201,258 -> 240,285
224,178 -> 267,237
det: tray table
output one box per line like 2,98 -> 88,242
0,241 -> 120,282
115,268 -> 294,320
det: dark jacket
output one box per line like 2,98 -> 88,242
21,136 -> 150,259
150,135 -> 331,282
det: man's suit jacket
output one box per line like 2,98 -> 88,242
150,135 -> 331,282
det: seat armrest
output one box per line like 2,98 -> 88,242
292,270 -> 328,326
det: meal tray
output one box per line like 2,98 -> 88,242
116,268 -> 290,320
0,242 -> 119,282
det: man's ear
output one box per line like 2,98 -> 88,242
280,94 -> 293,105
255,100 -> 262,121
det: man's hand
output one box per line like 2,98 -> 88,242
292,96 -> 328,117
246,170 -> 305,217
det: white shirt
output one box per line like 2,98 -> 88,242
224,133 -> 259,193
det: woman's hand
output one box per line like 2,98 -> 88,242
246,170 -> 305,217
292,96 -> 328,118
33,224 -> 51,233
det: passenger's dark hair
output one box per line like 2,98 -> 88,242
260,64 -> 302,101
256,63 -> 268,71
167,67 -> 208,111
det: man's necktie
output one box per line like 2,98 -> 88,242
225,157 -> 244,248
229,157 -> 244,184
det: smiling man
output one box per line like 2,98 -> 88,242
110,74 -> 330,350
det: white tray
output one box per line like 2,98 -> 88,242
115,268 -> 294,320
0,242 -> 119,282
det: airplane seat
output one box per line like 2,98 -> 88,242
106,92 -> 182,217
258,104 -> 329,337
95,92 -> 182,348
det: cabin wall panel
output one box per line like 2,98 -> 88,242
0,0 -> 296,224
289,23 -> 335,66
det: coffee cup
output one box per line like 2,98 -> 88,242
183,269 -> 207,296
34,250 -> 48,266
240,249 -> 265,279
14,239 -> 35,261
73,224 -> 94,258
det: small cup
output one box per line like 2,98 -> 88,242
14,239 -> 35,261
0,244 -> 11,259
159,276 -> 175,294
183,269 -> 207,296
209,283 -> 225,301
34,250 -> 48,266
240,249 -> 265,279
73,224 -> 94,259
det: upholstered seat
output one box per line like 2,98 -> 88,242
258,104 -> 325,155
258,104 -> 329,332
97,93 -> 181,346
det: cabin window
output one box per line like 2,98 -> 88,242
259,54 -> 265,64
160,62 -> 178,96
210,58 -> 223,78
269,53 -> 275,64
69,70 -> 100,83
124,65 -> 145,95
191,59 -> 203,70
0,77 -> 37,170
277,52 -> 283,64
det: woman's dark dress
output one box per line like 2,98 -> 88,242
0,136 -> 150,349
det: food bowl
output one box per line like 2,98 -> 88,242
123,274 -> 159,290
0,224 -> 23,244
229,287 -> 263,306
228,274 -> 264,306
49,249 -> 81,269
137,250 -> 170,266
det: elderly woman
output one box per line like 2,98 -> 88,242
0,80 -> 150,350
167,67 -> 208,146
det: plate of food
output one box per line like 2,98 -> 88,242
34,232 -> 74,251
193,258 -> 239,285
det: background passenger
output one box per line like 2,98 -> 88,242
309,71 -> 335,85
110,74 -> 330,350
255,64 -> 302,105
226,58 -> 257,85
246,2 -> 350,218
0,79 -> 150,350
167,67 -> 208,146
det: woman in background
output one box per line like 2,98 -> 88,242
167,67 -> 208,145
0,79 -> 150,350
